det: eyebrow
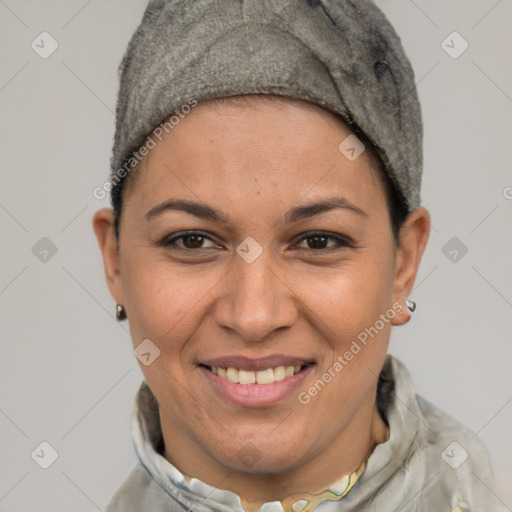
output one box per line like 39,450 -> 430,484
145,197 -> 367,224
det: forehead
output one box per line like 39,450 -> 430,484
123,95 -> 385,216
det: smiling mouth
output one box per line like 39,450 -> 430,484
199,363 -> 315,385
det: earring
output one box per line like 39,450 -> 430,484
404,298 -> 416,312
116,303 -> 127,321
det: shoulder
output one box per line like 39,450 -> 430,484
412,393 -> 506,510
386,355 -> 493,473
415,393 -> 491,471
105,464 -> 187,512
383,356 -> 507,510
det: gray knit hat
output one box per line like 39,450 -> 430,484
111,0 -> 422,210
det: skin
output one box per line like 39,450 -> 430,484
93,95 -> 430,510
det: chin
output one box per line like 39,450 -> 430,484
208,433 -> 310,474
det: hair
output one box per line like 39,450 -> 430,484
110,95 -> 410,247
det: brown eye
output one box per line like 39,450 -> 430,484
180,234 -> 206,249
159,231 -> 218,250
295,231 -> 351,251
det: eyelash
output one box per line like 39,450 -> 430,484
158,230 -> 353,253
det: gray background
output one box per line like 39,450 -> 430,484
1,0 -> 511,510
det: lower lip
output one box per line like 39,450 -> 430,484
199,365 -> 315,407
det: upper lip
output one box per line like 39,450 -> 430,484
199,355 -> 315,371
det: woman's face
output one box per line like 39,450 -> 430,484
95,96 -> 429,476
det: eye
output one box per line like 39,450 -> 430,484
158,230 -> 353,253
159,231 -> 219,250
294,231 -> 352,251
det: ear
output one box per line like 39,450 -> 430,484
390,206 -> 431,326
92,208 -> 124,306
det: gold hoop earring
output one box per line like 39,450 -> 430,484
116,303 -> 127,321
405,298 -> 416,312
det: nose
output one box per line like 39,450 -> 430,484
212,251 -> 299,342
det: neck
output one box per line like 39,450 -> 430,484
160,391 -> 389,511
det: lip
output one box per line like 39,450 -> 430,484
199,354 -> 314,372
198,363 -> 316,407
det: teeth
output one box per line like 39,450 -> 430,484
274,366 -> 286,381
256,368 -> 274,384
238,369 -> 256,385
226,367 -> 239,383
210,364 -> 305,385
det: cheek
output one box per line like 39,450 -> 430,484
294,257 -> 395,343
121,252 -> 226,348
291,257 -> 394,404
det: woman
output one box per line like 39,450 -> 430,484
93,1 -> 506,510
